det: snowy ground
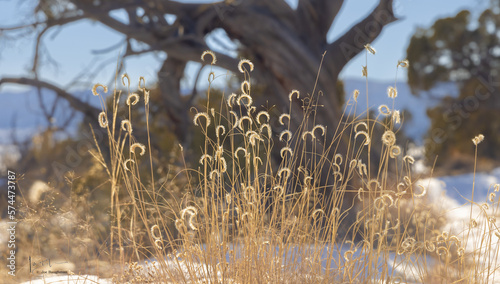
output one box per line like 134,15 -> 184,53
420,167 -> 500,234
418,167 -> 500,283
0,144 -> 20,173
20,275 -> 111,284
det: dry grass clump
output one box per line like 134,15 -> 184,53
12,47 -> 500,283
88,51 -> 500,283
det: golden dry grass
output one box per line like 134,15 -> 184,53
94,50 -> 500,283
8,48 -> 500,284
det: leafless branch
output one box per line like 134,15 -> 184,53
0,77 -> 101,123
92,39 -> 127,55
327,0 -> 397,76
188,64 -> 205,104
0,15 -> 85,32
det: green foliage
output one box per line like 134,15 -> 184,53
425,79 -> 500,165
407,10 -> 471,93
407,3 -> 500,166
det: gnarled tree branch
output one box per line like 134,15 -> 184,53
297,0 -> 344,47
0,77 -> 101,124
327,0 -> 397,77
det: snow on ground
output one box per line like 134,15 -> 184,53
0,144 -> 20,173
436,167 -> 500,205
418,167 -> 500,232
417,167 -> 500,282
21,275 -> 111,284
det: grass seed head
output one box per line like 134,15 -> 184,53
256,111 -> 270,124
241,80 -> 251,95
259,123 -> 272,137
201,50 -> 217,64
121,119 -> 132,133
312,124 -> 326,136
92,83 -> 108,96
382,130 -> 396,146
390,145 -> 401,158
238,59 -> 254,73
237,94 -> 253,107
398,59 -> 409,68
403,155 -> 415,164
126,93 -> 139,106
121,73 -> 130,87
130,143 -> 146,156
378,105 -> 391,116
216,125 -> 226,138
193,112 -> 211,127
355,131 -> 371,146
279,114 -> 290,126
280,147 -> 293,158
124,158 -> 135,171
227,93 -> 237,107
364,43 -> 376,54
414,185 -> 426,198
199,154 -> 213,165
150,225 -> 161,240
472,134 -> 485,145
98,112 -> 108,128
353,89 -> 360,102
393,110 -> 401,124
289,89 -> 300,101
387,86 -> 397,98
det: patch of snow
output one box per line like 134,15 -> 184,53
431,168 -> 499,205
21,274 -> 111,284
0,220 -> 10,250
0,144 -> 21,172
28,180 -> 51,203
416,167 -> 500,283
417,167 -> 500,233
406,145 -> 430,174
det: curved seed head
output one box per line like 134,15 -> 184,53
279,114 -> 290,126
387,86 -> 397,98
126,93 -> 139,106
131,143 -> 146,156
289,90 -> 299,102
364,43 -> 376,54
121,120 -> 133,133
280,147 -> 293,158
98,112 -> 108,128
378,105 -> 391,116
201,50 -> 217,64
382,130 -> 396,146
193,112 -> 211,127
92,83 -> 108,96
238,59 -> 254,73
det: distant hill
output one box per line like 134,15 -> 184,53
0,81 -> 458,145
342,78 -> 458,144
0,88 -> 100,144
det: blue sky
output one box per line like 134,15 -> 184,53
0,0 -> 489,93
